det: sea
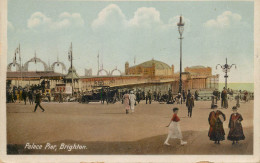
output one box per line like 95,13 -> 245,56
218,83 -> 254,92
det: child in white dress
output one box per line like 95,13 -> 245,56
164,107 -> 187,146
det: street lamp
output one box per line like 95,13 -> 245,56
216,58 -> 236,90
177,15 -> 185,93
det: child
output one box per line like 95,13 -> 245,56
164,107 -> 187,146
227,106 -> 245,144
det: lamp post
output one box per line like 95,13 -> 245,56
177,15 -> 185,93
216,58 -> 236,89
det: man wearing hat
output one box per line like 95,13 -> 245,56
34,90 -> 45,112
186,92 -> 194,117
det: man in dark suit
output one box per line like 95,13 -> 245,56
22,89 -> 28,105
186,90 -> 194,117
34,90 -> 45,112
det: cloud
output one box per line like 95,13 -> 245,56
27,12 -> 84,30
91,4 -> 190,32
204,11 -> 242,29
27,12 -> 51,28
8,21 -> 14,30
128,7 -> 162,28
91,4 -> 127,30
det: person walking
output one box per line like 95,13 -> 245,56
22,89 -> 28,105
157,91 -> 162,102
46,91 -> 51,102
19,89 -> 23,103
59,90 -> 63,103
168,88 -> 172,103
235,94 -> 240,108
186,92 -> 194,117
208,105 -> 226,144
213,89 -> 219,104
129,91 -> 136,113
227,106 -> 245,145
34,90 -> 45,112
195,90 -> 199,101
28,90 -> 32,105
223,89 -> 228,109
182,90 -> 186,103
147,90 -> 152,104
164,107 -> 187,146
221,88 -> 225,108
136,90 -> 141,104
123,91 -> 130,114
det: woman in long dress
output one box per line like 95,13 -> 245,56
228,106 -> 245,144
208,105 -> 226,144
129,91 -> 136,113
123,91 -> 130,114
164,108 -> 187,146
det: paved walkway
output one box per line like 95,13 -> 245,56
7,100 -> 253,154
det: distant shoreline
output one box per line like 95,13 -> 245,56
218,83 -> 254,92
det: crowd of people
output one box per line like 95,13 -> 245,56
211,87 -> 252,109
6,84 -> 248,146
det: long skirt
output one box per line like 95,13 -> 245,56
228,123 -> 245,141
130,100 -> 135,110
167,121 -> 183,139
209,121 -> 225,141
223,99 -> 228,108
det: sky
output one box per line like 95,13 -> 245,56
7,0 -> 254,83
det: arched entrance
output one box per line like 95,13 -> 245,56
51,62 -> 66,73
23,57 -> 49,71
110,68 -> 122,76
7,62 -> 22,72
97,69 -> 109,76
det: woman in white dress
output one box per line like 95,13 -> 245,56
129,91 -> 136,113
164,108 -> 187,146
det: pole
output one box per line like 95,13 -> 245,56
71,42 -> 74,96
98,51 -> 100,76
19,44 -> 22,87
179,33 -> 182,93
224,58 -> 227,89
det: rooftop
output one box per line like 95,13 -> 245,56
7,71 -> 64,78
130,59 -> 171,70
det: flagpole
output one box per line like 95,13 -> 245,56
19,44 -> 22,87
97,51 -> 99,76
71,42 -> 74,96
14,48 -> 18,87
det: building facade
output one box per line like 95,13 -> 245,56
7,57 -> 219,94
125,59 -> 174,77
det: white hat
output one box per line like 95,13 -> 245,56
130,91 -> 133,94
